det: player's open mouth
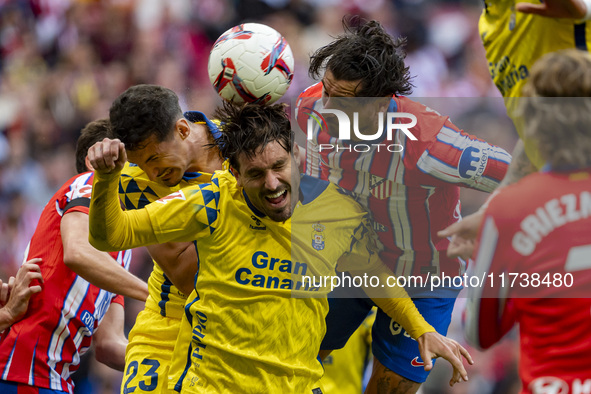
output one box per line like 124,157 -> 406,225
160,169 -> 173,179
265,190 -> 287,206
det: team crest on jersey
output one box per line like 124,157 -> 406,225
369,175 -> 393,200
312,223 -> 325,250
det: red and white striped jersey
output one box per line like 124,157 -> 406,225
0,172 -> 131,394
465,169 -> 591,392
295,83 -> 510,280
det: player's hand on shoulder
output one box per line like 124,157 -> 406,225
87,138 -> 128,175
417,331 -> 473,386
516,0 -> 588,19
3,258 -> 43,324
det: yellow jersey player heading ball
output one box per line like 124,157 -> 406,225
87,102 -> 471,392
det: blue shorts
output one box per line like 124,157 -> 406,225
321,286 -> 460,383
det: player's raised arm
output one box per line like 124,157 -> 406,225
88,138 -> 219,252
415,118 -> 511,193
87,138 -> 157,252
61,211 -> 148,302
348,263 -> 473,385
337,216 -> 473,385
438,138 -> 535,260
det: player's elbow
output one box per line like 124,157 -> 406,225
63,248 -> 85,270
88,233 -> 118,253
94,341 -> 110,365
95,338 -> 126,371
171,275 -> 194,297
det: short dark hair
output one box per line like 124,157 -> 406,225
76,118 -> 112,174
109,84 -> 183,151
213,102 -> 292,171
309,17 -> 413,97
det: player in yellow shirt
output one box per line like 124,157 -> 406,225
109,85 -> 226,393
480,0 -> 591,169
88,103 -> 472,392
440,0 -> 591,258
320,308 -> 376,393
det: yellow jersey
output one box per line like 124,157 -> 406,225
480,0 -> 591,168
320,309 -> 376,394
118,110 -> 225,318
117,111 -> 226,394
119,162 -> 218,318
91,170 -> 433,393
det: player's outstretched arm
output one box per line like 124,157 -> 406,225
88,138 -> 211,253
87,138 -> 160,252
438,140 -> 536,259
342,224 -> 473,385
338,216 -> 437,341
516,0 -> 588,19
417,332 -> 473,386
359,266 -> 435,339
357,265 -> 473,385
93,302 -> 127,371
61,211 -> 148,302
0,259 -> 43,331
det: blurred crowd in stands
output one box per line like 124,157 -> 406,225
0,0 -> 518,392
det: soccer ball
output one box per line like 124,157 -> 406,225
207,23 -> 295,105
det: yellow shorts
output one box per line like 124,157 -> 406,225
121,307 -> 182,394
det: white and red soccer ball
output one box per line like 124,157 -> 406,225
207,23 -> 295,105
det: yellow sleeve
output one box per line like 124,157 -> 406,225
89,171 -> 158,252
144,184 -> 219,244
119,163 -> 175,210
361,264 -> 435,340
89,170 -> 221,252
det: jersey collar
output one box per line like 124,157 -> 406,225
242,189 -> 266,218
299,175 -> 330,205
183,111 -> 221,140
182,172 -> 204,181
182,111 -> 222,181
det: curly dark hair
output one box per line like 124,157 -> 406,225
75,118 -> 112,174
309,16 -> 412,97
213,102 -> 293,171
109,84 -> 183,151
